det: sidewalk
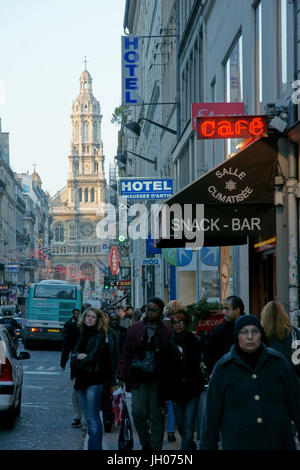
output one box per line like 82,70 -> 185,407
83,392 -> 183,450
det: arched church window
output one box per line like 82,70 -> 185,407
79,188 -> 82,202
90,188 -> 95,202
84,81 -> 87,90
83,122 -> 89,142
84,188 -> 89,202
55,224 -> 64,242
75,122 -> 79,141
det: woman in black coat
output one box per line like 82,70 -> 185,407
199,315 -> 300,450
72,307 -> 112,450
160,309 -> 204,450
260,300 -> 300,376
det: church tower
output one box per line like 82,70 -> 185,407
50,66 -> 107,295
68,67 -> 105,210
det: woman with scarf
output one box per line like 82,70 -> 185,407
71,307 -> 112,450
199,315 -> 300,450
160,309 -> 204,450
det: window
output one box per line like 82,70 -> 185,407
55,224 -> 64,242
278,0 -> 287,95
84,188 -> 89,202
255,1 -> 262,112
90,188 -> 95,202
211,77 -> 217,167
224,34 -> 243,155
79,188 -> 82,202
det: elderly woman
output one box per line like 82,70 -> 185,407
199,315 -> 300,450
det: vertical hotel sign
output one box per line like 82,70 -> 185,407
121,36 -> 143,105
109,246 -> 120,275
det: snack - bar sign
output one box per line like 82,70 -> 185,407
196,115 -> 268,140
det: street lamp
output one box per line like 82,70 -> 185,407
114,150 -> 157,170
124,117 -> 177,137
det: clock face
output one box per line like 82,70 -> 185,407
79,222 -> 94,239
84,163 -> 90,171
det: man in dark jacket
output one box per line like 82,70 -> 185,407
117,297 -> 171,450
200,315 -> 300,450
204,295 -> 245,375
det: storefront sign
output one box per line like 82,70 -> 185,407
196,115 -> 268,140
192,102 -> 245,131
196,313 -> 225,333
141,258 -> 160,266
109,246 -> 119,275
0,284 -> 8,291
7,264 -> 19,273
121,36 -> 143,105
120,178 -> 173,200
118,280 -> 131,289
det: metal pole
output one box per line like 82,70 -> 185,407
287,139 -> 299,326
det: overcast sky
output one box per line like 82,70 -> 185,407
0,0 -> 126,196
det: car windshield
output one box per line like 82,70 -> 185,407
34,284 -> 77,299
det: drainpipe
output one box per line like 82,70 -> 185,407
287,139 -> 299,326
287,0 -> 299,326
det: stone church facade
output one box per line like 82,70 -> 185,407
50,68 -> 107,295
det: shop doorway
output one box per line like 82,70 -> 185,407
249,238 -> 276,316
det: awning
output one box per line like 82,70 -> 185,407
110,294 -> 129,306
156,137 -> 278,248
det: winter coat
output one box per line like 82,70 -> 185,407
204,320 -> 236,374
199,344 -> 300,450
60,317 -> 80,369
267,326 -> 300,377
72,329 -> 113,390
109,325 -> 127,372
117,318 -> 171,391
159,331 -> 204,402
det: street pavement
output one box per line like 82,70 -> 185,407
83,392 -> 183,450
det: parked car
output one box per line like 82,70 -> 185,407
0,324 -> 30,428
13,317 -> 24,342
0,305 -> 16,317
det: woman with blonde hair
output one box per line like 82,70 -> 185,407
260,301 -> 300,374
72,307 -> 113,449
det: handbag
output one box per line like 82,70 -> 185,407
118,399 -> 134,450
129,349 -> 158,382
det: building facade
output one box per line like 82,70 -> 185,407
50,68 -> 106,297
121,0 -> 299,322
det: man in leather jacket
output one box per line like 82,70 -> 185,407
117,298 -> 171,450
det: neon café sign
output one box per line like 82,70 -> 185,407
196,115 -> 268,140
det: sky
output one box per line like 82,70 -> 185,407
0,0 -> 126,196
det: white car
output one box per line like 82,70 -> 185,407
0,324 -> 30,428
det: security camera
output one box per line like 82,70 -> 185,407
269,116 -> 287,133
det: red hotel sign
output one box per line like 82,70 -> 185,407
196,115 -> 268,140
109,246 -> 119,275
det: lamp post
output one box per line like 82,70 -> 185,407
115,150 -> 157,170
124,117 -> 177,137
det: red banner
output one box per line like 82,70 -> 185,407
192,102 -> 245,131
196,313 -> 225,333
109,246 -> 119,275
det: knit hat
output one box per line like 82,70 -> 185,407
234,314 -> 267,346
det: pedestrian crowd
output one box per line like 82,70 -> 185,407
60,296 -> 300,450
